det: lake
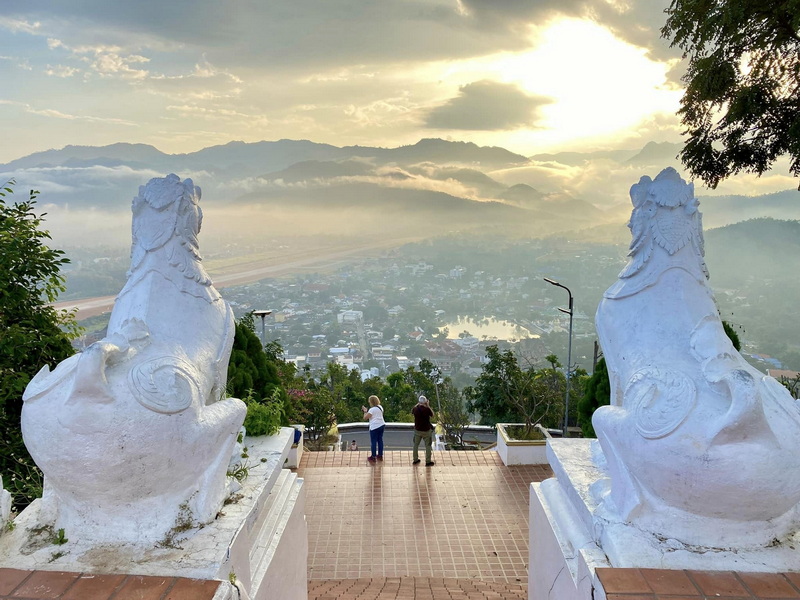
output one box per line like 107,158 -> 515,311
439,316 -> 539,341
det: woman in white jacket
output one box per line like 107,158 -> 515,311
362,395 -> 385,462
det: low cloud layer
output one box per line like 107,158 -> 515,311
4,136 -> 798,259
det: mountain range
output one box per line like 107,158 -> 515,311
1,138 -> 528,179
1,138 -> 798,247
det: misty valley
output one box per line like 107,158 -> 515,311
4,137 -> 800,380
67,223 -> 800,384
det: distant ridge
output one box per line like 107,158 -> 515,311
700,189 -> 800,228
0,142 -> 169,171
0,138 -> 529,175
2,137 -> 797,242
625,141 -> 682,165
705,218 -> 800,286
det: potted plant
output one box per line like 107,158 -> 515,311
466,347 -> 564,464
496,423 -> 552,465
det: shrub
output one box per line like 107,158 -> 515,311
243,389 -> 285,437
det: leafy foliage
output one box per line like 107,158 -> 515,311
287,387 -> 337,448
0,417 -> 44,509
0,181 -> 78,415
465,345 -> 562,435
577,357 -> 610,438
378,358 -> 443,421
437,384 -> 470,447
662,1 -> 800,188
380,372 -> 417,422
227,313 -> 294,436
317,362 -> 365,423
227,315 -> 283,402
0,181 -> 80,510
242,389 -> 285,437
779,372 -> 800,399
722,320 -> 742,351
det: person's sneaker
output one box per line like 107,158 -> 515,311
377,456 -> 383,461
367,456 -> 377,462
412,459 -> 421,465
425,461 -> 435,466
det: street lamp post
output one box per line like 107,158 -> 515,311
544,278 -> 574,438
252,309 -> 273,349
431,365 -> 443,416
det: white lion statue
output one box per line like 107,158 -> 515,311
593,167 -> 800,547
21,174 -> 246,546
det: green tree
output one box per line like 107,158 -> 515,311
319,362 -> 365,423
779,372 -> 800,399
287,386 -> 338,449
380,372 -> 416,422
227,313 -> 290,430
227,316 -> 282,402
0,181 -> 81,509
466,345 -> 560,434
541,353 -> 585,430
662,1 -> 800,188
439,387 -> 471,447
377,360 -> 442,422
409,359 -> 438,397
722,320 -> 742,351
577,357 -> 610,438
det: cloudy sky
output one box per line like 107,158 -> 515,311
0,0 -> 690,164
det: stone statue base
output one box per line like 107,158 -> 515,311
530,439 -> 800,600
0,429 -> 307,600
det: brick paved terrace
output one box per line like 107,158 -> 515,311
299,450 -> 800,600
299,450 -> 551,599
2,449 -> 799,599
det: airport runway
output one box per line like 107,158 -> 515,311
53,237 -> 418,320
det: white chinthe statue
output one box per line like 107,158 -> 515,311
21,174 -> 246,546
594,167 -> 800,547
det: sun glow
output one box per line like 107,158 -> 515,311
431,18 -> 682,150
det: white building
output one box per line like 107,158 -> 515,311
372,347 -> 394,360
337,310 -> 363,324
455,336 -> 479,353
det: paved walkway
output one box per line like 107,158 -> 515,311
0,570 -> 223,599
299,450 -> 552,599
4,449 -> 794,599
300,451 -> 800,600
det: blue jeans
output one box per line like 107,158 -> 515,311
369,425 -> 385,458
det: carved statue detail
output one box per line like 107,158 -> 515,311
593,167 -> 800,547
21,174 -> 246,546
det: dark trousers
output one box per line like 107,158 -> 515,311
413,429 -> 433,463
369,425 -> 385,457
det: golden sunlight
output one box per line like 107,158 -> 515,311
436,18 -> 682,150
